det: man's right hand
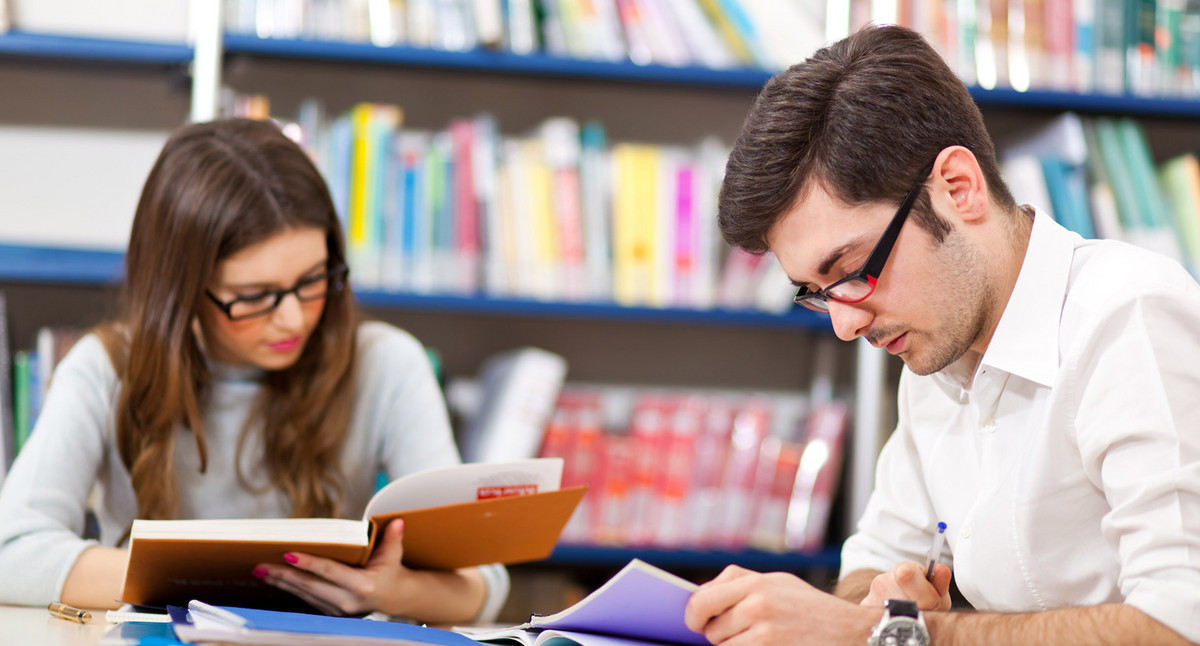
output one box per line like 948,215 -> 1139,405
860,561 -> 953,611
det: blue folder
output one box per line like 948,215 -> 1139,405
173,601 -> 479,645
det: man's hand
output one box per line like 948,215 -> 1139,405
860,561 -> 952,611
684,565 -> 880,646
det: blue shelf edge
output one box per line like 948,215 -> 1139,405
969,86 -> 1200,118
222,33 -> 774,89
0,30 -> 193,65
544,543 -> 842,572
0,244 -> 830,331
356,291 -> 830,331
0,244 -> 126,285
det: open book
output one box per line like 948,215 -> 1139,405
122,458 -> 587,609
463,559 -> 711,646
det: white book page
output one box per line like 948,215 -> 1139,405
130,518 -> 368,545
364,457 -> 564,519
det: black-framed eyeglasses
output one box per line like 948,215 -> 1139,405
793,170 -> 929,313
206,264 -> 349,321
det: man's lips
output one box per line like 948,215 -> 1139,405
872,332 -> 907,354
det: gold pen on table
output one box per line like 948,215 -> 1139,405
48,601 -> 91,624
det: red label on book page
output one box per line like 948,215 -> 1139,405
477,484 -> 539,499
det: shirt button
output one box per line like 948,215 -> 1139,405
960,524 -> 973,539
982,419 -> 997,434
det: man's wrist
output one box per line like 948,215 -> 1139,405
868,599 -> 929,646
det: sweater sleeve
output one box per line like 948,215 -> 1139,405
0,335 -> 120,604
353,322 -> 510,623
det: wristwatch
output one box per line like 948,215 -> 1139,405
868,599 -> 929,646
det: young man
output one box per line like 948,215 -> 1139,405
684,25 -> 1200,646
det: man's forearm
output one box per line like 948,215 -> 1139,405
927,603 -> 1192,646
833,569 -> 881,603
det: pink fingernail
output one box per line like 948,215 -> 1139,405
251,567 -> 269,579
283,553 -> 299,564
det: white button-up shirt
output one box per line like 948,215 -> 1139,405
841,212 -> 1200,642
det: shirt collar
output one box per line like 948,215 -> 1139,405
975,209 -> 1078,387
930,208 -> 1077,391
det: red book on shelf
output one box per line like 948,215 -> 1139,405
750,438 -> 804,552
625,394 -> 669,546
785,401 -> 849,552
591,433 -> 633,545
713,399 -> 771,549
685,398 -> 732,547
652,395 -> 699,548
449,119 -> 480,294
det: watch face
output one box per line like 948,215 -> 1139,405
875,617 -> 929,646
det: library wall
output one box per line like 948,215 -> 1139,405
6,0 -> 1200,620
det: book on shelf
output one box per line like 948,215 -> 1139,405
0,292 -> 11,482
216,0 -> 1200,97
539,384 -> 839,552
579,121 -> 614,302
662,0 -> 740,69
5,325 -> 88,459
455,347 -> 569,464
1090,117 -> 1183,261
266,100 -> 799,314
1001,112 -> 1087,236
173,600 -> 478,646
1079,116 -> 1127,242
1093,0 -> 1128,95
1159,152 -> 1200,275
121,458 -> 586,609
462,558 -> 710,646
784,399 -> 849,552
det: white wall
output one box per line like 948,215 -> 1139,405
0,125 -> 167,249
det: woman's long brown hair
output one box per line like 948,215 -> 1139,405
97,118 -> 358,521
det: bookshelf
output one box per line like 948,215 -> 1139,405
0,243 -> 831,332
5,2 -> 1200,596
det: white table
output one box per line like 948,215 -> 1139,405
1,605 -> 114,645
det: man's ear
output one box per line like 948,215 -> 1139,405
930,146 -> 988,223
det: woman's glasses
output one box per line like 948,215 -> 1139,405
206,265 -> 349,321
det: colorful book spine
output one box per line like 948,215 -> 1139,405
450,119 -> 481,294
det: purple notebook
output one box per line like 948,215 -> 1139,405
528,559 -> 711,645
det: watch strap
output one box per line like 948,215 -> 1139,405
885,599 -> 919,619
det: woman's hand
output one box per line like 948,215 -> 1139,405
253,519 -> 486,623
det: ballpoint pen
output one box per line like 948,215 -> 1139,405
48,601 -> 92,624
925,522 -> 947,581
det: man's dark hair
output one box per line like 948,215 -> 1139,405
719,24 -> 1017,253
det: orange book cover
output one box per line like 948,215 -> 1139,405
121,459 -> 585,610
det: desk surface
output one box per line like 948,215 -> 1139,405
2,605 -> 113,645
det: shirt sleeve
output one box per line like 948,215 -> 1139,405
354,322 -> 510,622
839,369 -> 947,581
1068,286 -> 1200,643
0,334 -> 116,604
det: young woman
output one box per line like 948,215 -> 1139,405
0,118 -> 507,623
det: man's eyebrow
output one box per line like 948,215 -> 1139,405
816,235 -> 871,276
